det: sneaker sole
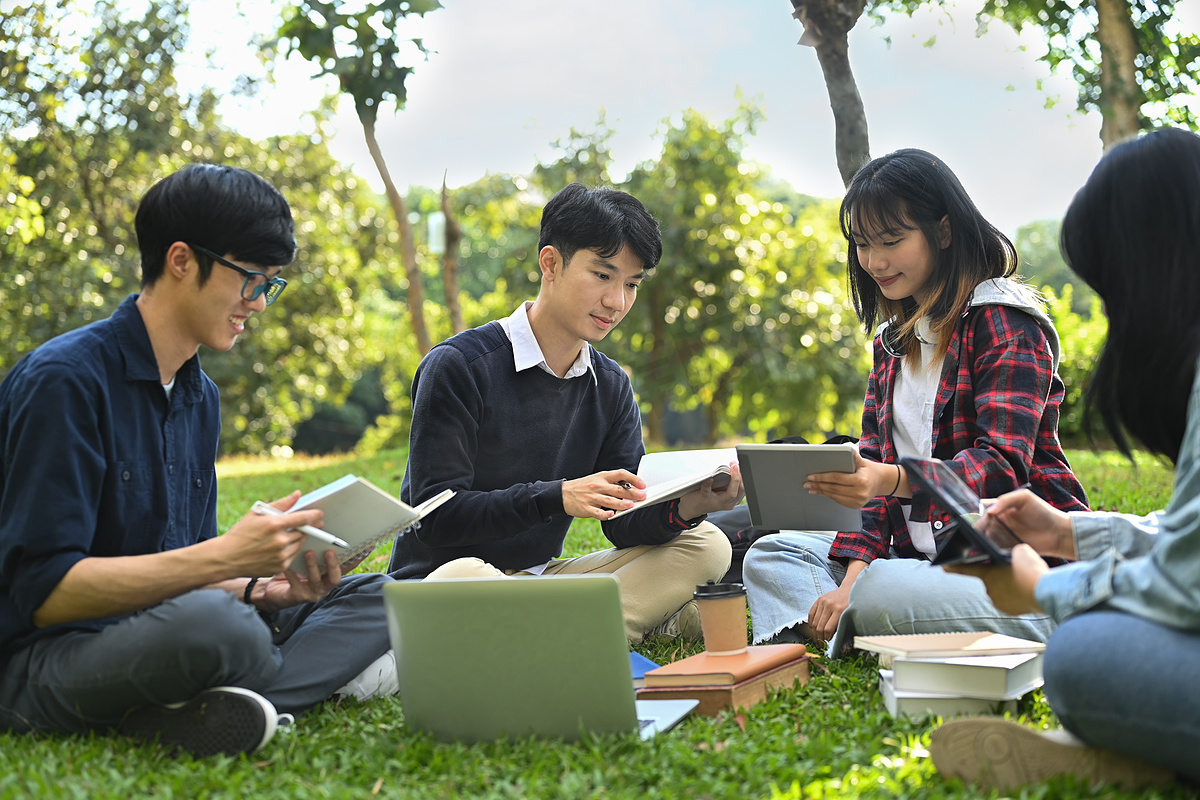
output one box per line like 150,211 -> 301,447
930,718 -> 1174,791
120,686 -> 277,758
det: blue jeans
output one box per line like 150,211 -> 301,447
743,531 -> 1054,655
1044,610 -> 1200,781
0,573 -> 392,733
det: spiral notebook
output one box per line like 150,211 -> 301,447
279,474 -> 453,574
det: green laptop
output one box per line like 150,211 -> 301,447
383,574 -> 697,742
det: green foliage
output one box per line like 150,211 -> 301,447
1,0 -> 189,372
618,104 -> 870,445
277,0 -> 443,127
0,447 -> 1186,799
979,0 -> 1200,129
1043,285 -> 1107,442
1015,218 -> 1097,314
0,0 -> 381,454
533,112 -> 619,191
875,0 -> 1200,132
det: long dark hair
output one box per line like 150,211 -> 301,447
840,149 -> 1018,361
1061,128 -> 1200,463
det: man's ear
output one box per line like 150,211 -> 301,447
538,245 -> 563,283
937,215 -> 952,249
163,241 -> 194,282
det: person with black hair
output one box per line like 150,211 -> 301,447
742,149 -> 1088,655
930,128 -> 1200,790
389,183 -> 741,642
0,164 -> 395,758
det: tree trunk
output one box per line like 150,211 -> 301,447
440,176 -> 465,335
792,0 -> 871,187
643,282 -> 667,446
362,118 -> 432,355
1095,0 -> 1141,151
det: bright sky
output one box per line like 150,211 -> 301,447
182,0 -> 1179,235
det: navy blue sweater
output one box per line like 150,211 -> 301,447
388,322 -> 688,579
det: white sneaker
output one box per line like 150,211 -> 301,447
647,600 -> 703,641
119,686 -> 280,758
931,718 -> 1175,791
335,650 -> 398,701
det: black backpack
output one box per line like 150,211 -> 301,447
711,434 -> 859,583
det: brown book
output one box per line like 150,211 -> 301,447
642,643 -> 808,688
636,655 -> 811,716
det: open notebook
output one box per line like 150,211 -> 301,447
281,475 -> 453,574
383,575 -> 697,742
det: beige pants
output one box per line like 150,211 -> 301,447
425,522 -> 732,643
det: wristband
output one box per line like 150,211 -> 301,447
887,464 -> 901,497
243,576 -> 260,605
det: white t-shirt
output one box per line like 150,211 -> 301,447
889,316 -> 944,558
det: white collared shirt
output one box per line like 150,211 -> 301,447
497,301 -> 596,384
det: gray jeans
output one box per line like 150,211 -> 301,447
743,531 -> 1054,655
0,572 -> 392,733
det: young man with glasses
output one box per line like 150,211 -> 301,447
0,164 -> 395,758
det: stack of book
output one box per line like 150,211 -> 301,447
635,643 -> 810,716
854,632 -> 1045,720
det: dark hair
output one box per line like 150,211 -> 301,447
537,183 -> 662,272
1061,128 -> 1200,463
840,149 -> 1018,360
134,163 -> 296,287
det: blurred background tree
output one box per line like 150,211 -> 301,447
0,0 -> 372,453
1,0 -> 1113,458
277,0 -> 445,357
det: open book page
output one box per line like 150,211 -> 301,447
608,448 -> 738,520
283,476 -> 454,574
634,448 -> 738,486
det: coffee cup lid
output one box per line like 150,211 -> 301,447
693,580 -> 746,599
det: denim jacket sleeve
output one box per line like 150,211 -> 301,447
1035,362 -> 1200,628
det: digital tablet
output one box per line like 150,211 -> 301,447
735,443 -> 863,531
900,457 -> 1023,566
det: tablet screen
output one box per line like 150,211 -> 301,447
903,458 -> 1022,565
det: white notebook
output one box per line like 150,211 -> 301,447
609,449 -> 736,520
281,475 -> 454,573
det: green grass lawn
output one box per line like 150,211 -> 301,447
0,448 -> 1187,800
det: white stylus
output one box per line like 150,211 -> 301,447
251,501 -> 349,549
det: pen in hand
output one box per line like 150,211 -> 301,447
251,501 -> 349,549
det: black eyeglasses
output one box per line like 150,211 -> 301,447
187,243 -> 288,305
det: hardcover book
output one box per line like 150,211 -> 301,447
636,655 -> 811,716
642,644 -> 808,688
889,651 -> 1044,701
877,670 -> 1019,720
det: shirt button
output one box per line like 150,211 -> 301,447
933,521 -> 944,530
194,478 -> 203,488
122,470 -> 131,481
168,465 -> 175,475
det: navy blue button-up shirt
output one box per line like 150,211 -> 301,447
0,295 -> 221,663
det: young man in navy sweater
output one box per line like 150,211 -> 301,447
389,183 -> 742,642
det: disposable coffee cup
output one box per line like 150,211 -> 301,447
694,580 -> 748,655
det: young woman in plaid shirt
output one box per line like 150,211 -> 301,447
742,149 -> 1089,655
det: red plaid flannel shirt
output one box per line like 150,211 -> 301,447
829,303 -> 1090,564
